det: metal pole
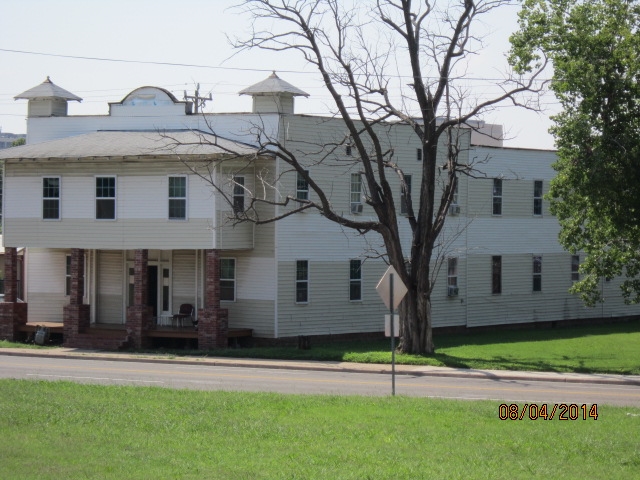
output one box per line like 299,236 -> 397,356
390,274 -> 395,396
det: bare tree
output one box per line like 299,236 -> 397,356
188,0 -> 545,354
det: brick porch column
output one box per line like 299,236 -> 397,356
126,249 -> 153,348
0,247 -> 27,341
63,249 -> 90,346
198,249 -> 228,349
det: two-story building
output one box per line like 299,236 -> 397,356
1,74 -> 637,349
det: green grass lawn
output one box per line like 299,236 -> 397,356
1,379 -> 638,480
3,320 -> 640,375
187,320 -> 640,375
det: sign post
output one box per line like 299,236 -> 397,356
376,265 -> 408,396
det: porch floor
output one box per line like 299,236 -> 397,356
18,322 -> 252,341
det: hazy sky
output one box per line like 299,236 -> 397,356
0,0 -> 558,149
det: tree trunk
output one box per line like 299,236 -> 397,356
398,285 -> 434,355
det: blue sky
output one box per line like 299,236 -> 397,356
0,0 -> 557,149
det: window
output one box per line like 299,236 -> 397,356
350,173 -> 362,213
533,180 -> 543,216
492,256 -> 502,294
233,176 -> 245,214
220,258 -> 236,301
416,148 -> 422,162
447,258 -> 458,287
162,268 -> 170,312
168,176 -> 187,220
492,178 -> 502,215
400,174 -> 412,215
96,176 -> 116,220
346,144 -> 352,156
452,182 -> 459,206
65,255 -> 71,296
296,260 -> 309,303
296,171 -> 309,200
43,177 -> 60,220
349,259 -> 362,301
533,256 -> 542,292
571,255 -> 580,282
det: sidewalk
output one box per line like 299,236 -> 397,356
1,347 -> 639,386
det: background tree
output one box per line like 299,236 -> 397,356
224,0 -> 544,354
510,0 -> 640,305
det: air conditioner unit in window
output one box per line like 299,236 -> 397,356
447,286 -> 459,297
449,204 -> 460,215
351,203 -> 363,214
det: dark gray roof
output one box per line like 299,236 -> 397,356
0,130 -> 260,160
239,72 -> 309,97
15,77 -> 82,102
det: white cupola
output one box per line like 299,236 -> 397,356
15,77 -> 82,117
239,71 -> 308,114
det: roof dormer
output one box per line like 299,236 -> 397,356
15,77 -> 82,118
239,71 -> 308,114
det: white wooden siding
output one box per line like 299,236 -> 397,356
172,251 -> 197,315
96,251 -> 124,324
24,248 -> 68,323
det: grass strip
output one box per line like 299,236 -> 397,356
1,379 -> 639,479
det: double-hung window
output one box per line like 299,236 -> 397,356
296,260 -> 309,303
349,259 -> 362,301
220,258 -> 236,301
43,177 -> 60,220
168,176 -> 187,220
492,256 -> 502,294
296,171 -> 309,201
492,179 -> 502,215
533,256 -> 542,292
233,176 -> 245,214
96,176 -> 116,220
448,258 -> 458,288
400,174 -> 412,215
350,173 -> 362,213
533,180 -> 543,216
571,255 -> 580,282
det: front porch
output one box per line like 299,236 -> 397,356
1,248 -> 235,350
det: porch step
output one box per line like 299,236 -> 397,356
65,328 -> 130,351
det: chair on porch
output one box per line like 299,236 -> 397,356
172,304 -> 194,328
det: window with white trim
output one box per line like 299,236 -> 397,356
533,180 -> 543,216
533,256 -> 542,292
220,258 -> 236,302
571,255 -> 580,282
447,258 -> 458,288
168,176 -> 187,220
96,176 -> 116,220
492,178 -> 502,215
296,260 -> 309,303
350,173 -> 362,213
43,177 -> 60,220
400,174 -> 412,215
349,259 -> 362,301
296,171 -> 309,200
232,176 -> 245,214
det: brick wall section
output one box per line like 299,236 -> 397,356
198,249 -> 228,349
126,249 -> 152,349
4,247 -> 18,303
0,247 -> 27,341
0,303 -> 27,341
69,248 -> 84,305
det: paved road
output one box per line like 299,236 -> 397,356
1,355 -> 639,407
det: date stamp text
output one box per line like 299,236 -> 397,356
498,403 -> 598,420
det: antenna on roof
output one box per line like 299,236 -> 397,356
183,83 -> 212,114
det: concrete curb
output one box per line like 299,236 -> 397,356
2,348 -> 639,387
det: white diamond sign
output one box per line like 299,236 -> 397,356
376,265 -> 408,310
